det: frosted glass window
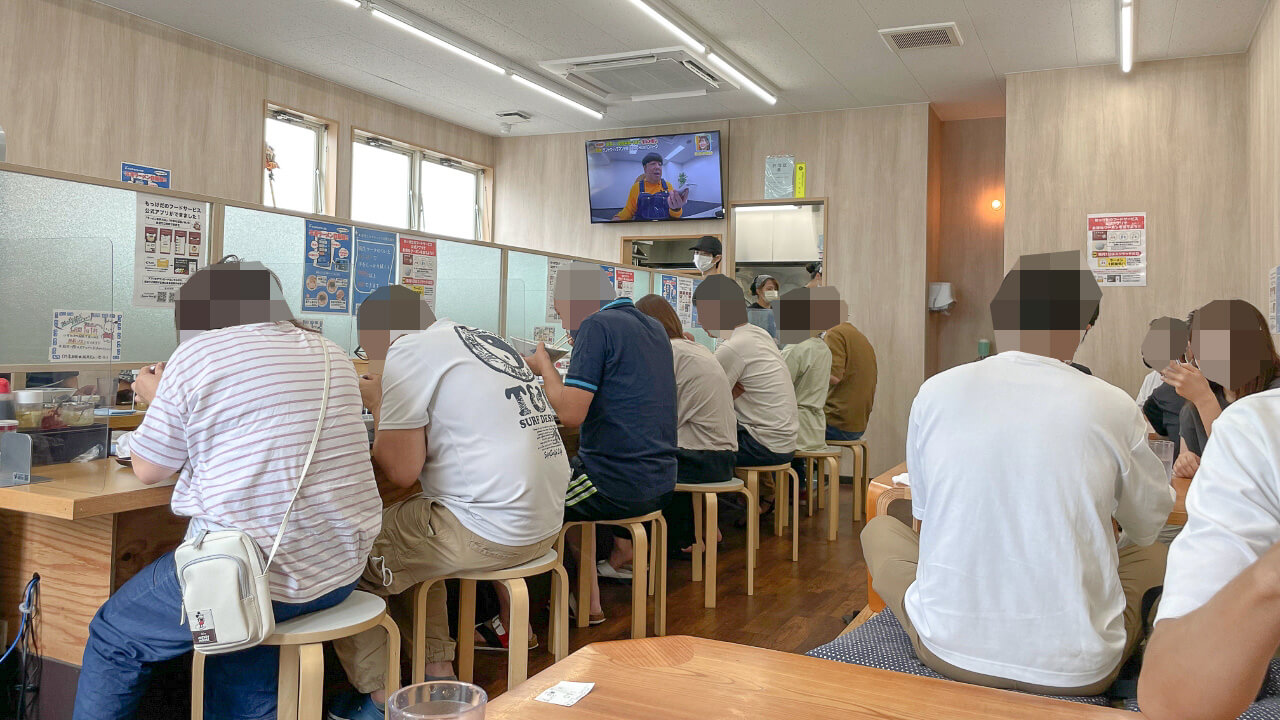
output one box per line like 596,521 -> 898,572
433,238 -> 500,333
420,161 -> 479,240
263,116 -> 323,214
352,142 -> 412,230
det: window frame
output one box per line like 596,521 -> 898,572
350,134 -> 417,231
263,104 -> 331,215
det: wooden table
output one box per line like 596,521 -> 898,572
486,635 -> 1129,718
105,407 -> 146,430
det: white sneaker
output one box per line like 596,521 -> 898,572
596,558 -> 633,581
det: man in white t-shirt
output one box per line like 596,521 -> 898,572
862,252 -> 1173,696
331,286 -> 569,720
1139,389 -> 1280,720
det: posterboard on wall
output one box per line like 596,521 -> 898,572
1087,212 -> 1146,287
50,310 -> 123,362
546,258 -> 568,322
352,227 -> 397,312
399,236 -> 437,308
764,154 -> 796,199
133,193 -> 205,307
303,220 -> 353,314
614,268 -> 634,298
1270,266 -> 1278,334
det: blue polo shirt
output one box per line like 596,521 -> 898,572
565,297 -> 677,501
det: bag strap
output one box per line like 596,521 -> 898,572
263,332 -> 332,571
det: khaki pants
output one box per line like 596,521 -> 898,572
333,497 -> 557,693
860,514 -> 1168,696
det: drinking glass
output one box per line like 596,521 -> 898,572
387,682 -> 487,720
1149,439 -> 1175,480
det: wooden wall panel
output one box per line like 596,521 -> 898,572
1250,0 -> 1280,306
932,117 -> 1005,375
1005,56 -> 1250,395
0,0 -> 494,215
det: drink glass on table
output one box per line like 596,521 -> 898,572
387,682 -> 487,720
1149,439 -> 1175,480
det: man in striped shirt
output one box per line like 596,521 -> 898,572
75,261 -> 381,720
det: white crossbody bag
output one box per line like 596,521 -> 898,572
174,335 -> 332,654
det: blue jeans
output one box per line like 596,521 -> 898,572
74,551 -> 356,720
825,425 -> 864,442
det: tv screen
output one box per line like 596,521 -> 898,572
586,131 -> 724,223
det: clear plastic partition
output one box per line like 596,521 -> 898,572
434,238 -> 501,333
504,251 -> 568,348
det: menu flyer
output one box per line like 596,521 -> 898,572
50,310 -> 123,362
399,236 -> 437,308
352,227 -> 398,312
1086,212 -> 1147,287
133,194 -> 205,308
546,258 -> 568,323
303,220 -> 353,314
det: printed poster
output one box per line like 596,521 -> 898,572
121,163 -> 171,188
546,258 -> 569,323
399,236 -> 437,308
677,276 -> 695,327
133,194 -> 205,307
1270,266 -> 1278,334
50,310 -> 123,362
661,275 -> 678,308
690,278 -> 702,327
303,220 -> 353,314
352,227 -> 398,312
1087,212 -> 1146,287
764,154 -> 796,199
614,268 -> 634,298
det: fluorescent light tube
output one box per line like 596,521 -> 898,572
371,8 -> 505,74
511,74 -> 604,120
627,0 -> 706,54
736,205 -> 799,213
333,0 -> 361,7
706,52 -> 777,105
1119,1 -> 1133,73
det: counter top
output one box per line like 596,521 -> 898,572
0,458 -> 173,520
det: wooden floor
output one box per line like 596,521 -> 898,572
469,484 -> 870,697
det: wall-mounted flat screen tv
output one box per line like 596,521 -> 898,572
586,130 -> 724,223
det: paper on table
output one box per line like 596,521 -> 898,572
535,681 -> 594,707
891,473 -> 910,487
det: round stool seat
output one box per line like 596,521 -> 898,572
736,463 -> 791,472
827,439 -> 866,447
262,590 -> 387,646
675,478 -> 745,493
795,448 -> 842,458
450,550 -> 561,581
579,509 -> 664,525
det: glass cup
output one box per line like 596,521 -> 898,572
387,682 -> 487,720
1149,439 -> 1175,480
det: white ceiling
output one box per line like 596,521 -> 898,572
95,0 -> 1269,137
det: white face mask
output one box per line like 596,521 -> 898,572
693,254 -> 714,272
763,290 -> 780,302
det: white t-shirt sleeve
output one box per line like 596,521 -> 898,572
377,338 -> 436,431
1114,409 -> 1175,546
715,343 -> 746,387
1135,370 -> 1162,408
1158,406 -> 1280,622
906,393 -> 927,520
128,355 -> 192,472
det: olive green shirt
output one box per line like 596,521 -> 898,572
782,337 -> 834,452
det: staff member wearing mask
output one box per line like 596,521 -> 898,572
611,153 -> 688,222
691,236 -> 724,278
747,275 -> 780,342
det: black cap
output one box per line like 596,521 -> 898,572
641,152 -> 663,167
690,236 -> 722,256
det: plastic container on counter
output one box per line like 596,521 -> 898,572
59,399 -> 96,427
14,390 -> 43,431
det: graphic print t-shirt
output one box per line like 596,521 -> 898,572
378,320 -> 571,546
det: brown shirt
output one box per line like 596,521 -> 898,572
824,323 -> 877,433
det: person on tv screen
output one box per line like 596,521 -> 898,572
611,152 -> 688,222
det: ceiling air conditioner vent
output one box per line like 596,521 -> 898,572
495,110 -> 532,123
542,48 -> 729,103
879,22 -> 963,52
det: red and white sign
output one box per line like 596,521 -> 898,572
398,235 -> 437,307
1086,212 -> 1146,287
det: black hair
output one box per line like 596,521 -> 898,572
805,262 -> 822,279
1088,299 -> 1100,327
641,152 -> 663,167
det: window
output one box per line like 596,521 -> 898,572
351,131 -> 485,240
263,108 -> 327,214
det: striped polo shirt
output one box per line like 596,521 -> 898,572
129,322 -> 381,602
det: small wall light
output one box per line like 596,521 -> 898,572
991,199 -> 1003,211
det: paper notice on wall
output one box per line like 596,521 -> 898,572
50,310 -> 123,362
303,220 -> 353,314
300,318 -> 324,334
546,258 -> 569,322
399,236 -> 437,308
661,275 -> 678,306
614,268 -> 635,298
1086,212 -> 1146,287
677,276 -> 695,326
764,154 -> 796,199
133,194 -> 206,307
1270,266 -> 1278,334
352,227 -> 398,312
690,278 -> 702,327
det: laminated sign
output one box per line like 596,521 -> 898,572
1087,213 -> 1146,287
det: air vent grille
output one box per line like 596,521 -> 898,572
496,110 -> 532,122
879,22 -> 963,51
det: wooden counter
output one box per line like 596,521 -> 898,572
0,458 -> 173,519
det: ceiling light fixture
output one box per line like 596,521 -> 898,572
626,0 -> 706,54
371,7 -> 505,74
510,74 -> 604,120
1118,0 -> 1134,73
333,0 -> 362,7
706,53 -> 776,105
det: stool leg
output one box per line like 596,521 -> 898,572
648,519 -> 657,598
502,578 -> 530,689
826,456 -> 840,542
774,470 -> 785,537
277,645 -> 300,720
379,614 -> 402,699
576,524 -> 595,629
457,579 -> 478,683
629,522 -> 649,639
297,643 -> 324,720
704,492 -> 718,609
191,651 -> 206,720
747,472 -> 761,550
691,492 -> 704,582
807,458 -> 816,517
550,563 -> 570,661
655,514 -> 667,637
740,487 -> 755,596
783,466 -> 793,561
853,446 -> 866,522
411,579 -> 437,685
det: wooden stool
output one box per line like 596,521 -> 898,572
556,510 -> 667,639
192,591 -> 399,720
828,438 -> 869,521
410,549 -> 569,690
674,478 -> 755,608
794,448 -> 842,541
735,464 -> 800,562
